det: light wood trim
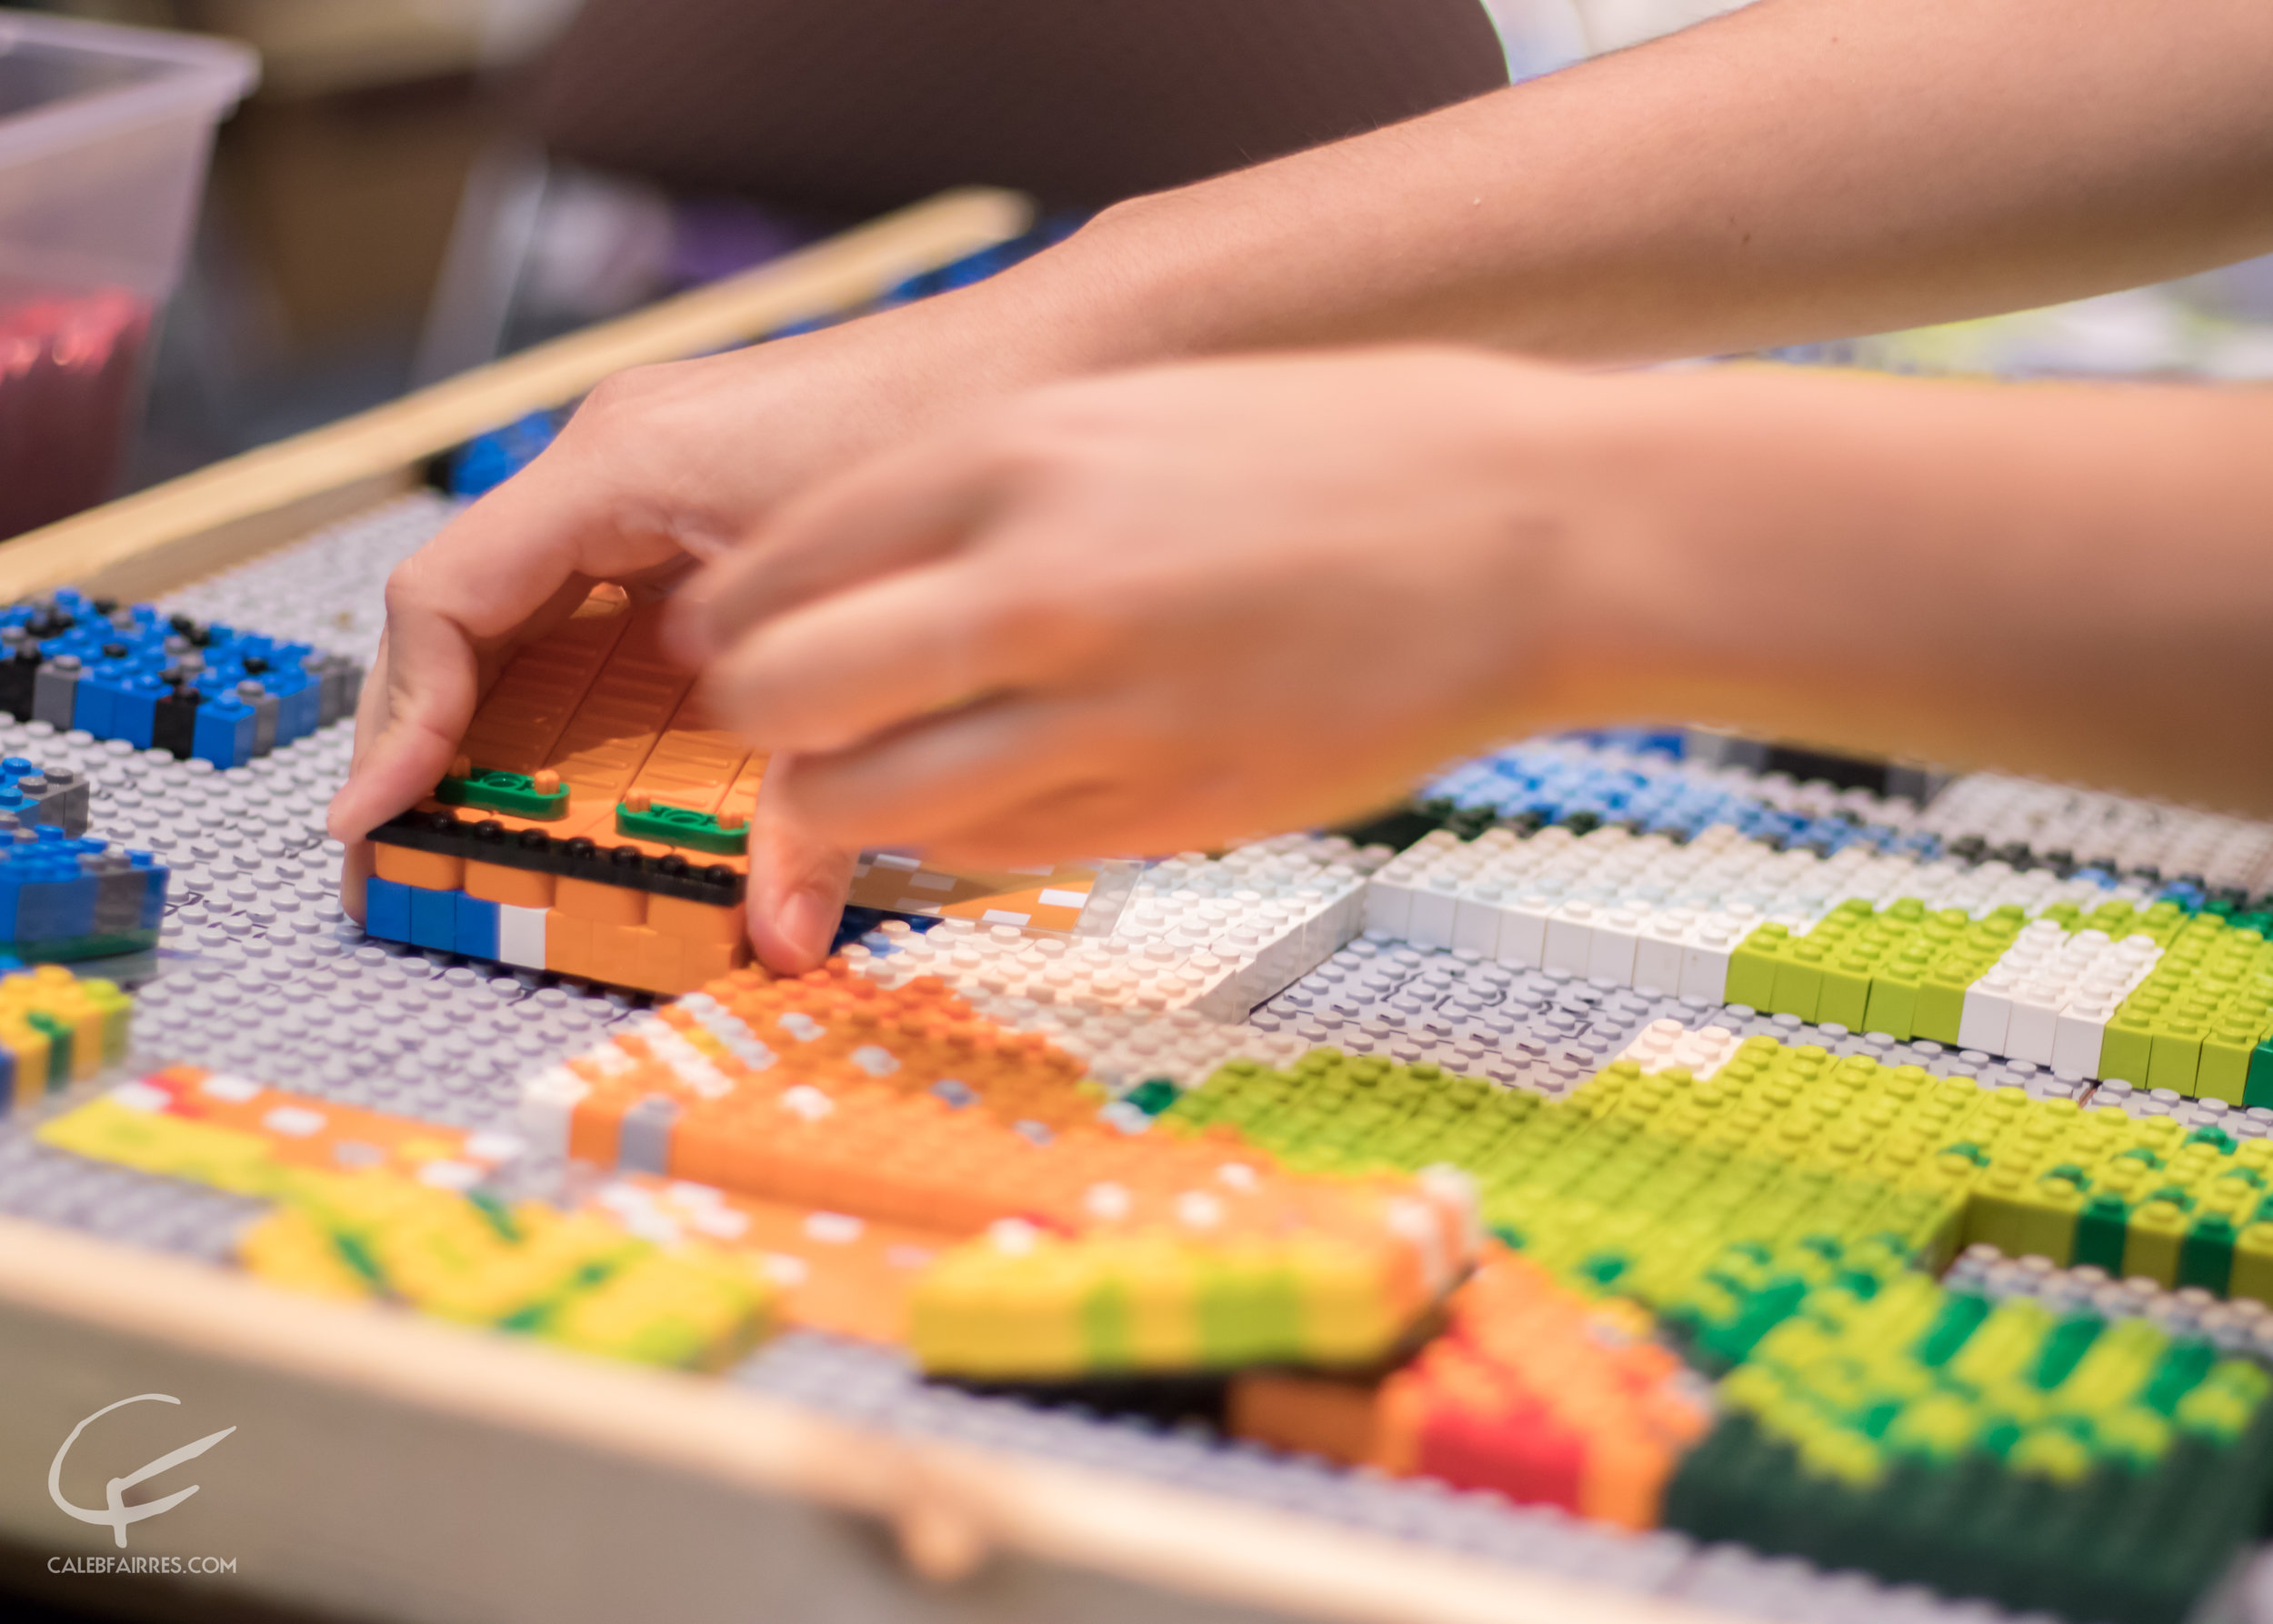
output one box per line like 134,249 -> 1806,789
0,185 -> 1034,603
0,1213 -> 1742,1624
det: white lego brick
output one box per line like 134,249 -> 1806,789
1364,871 -> 1417,937
1585,909 -> 1639,984
1450,885 -> 1505,958
1497,895 -> 1552,967
2050,1003 -> 2110,1078
1406,872 -> 1463,948
2002,986 -> 2062,1067
519,1067 -> 586,1159
498,903 -> 548,969
1957,975 -> 2015,1057
1542,902 -> 1595,976
1633,923 -> 1686,997
1678,924 -> 1737,1004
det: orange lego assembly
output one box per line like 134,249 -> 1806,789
525,958 -> 1480,1377
364,586 -> 1121,993
365,588 -> 758,995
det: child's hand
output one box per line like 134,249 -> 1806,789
671,348 -> 1650,865
327,288 -> 1089,970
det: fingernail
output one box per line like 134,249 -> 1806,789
776,887 -> 844,971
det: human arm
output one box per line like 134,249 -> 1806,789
674,352 -> 2273,857
333,0 -> 2273,960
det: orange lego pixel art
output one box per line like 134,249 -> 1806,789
526,959 -> 1479,1372
364,586 -> 1120,993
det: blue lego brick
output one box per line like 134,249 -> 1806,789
132,853 -> 167,929
365,877 -> 412,943
11,860 -> 94,940
190,691 -> 255,768
454,891 -> 498,960
0,591 -> 360,757
446,412 -> 559,498
407,884 -> 458,953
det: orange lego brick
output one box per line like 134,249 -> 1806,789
625,687 -> 751,817
1229,1371 -> 1386,1467
545,911 -> 597,979
716,753 -> 766,830
556,877 -> 646,926
458,586 -> 635,774
593,920 -> 678,993
464,860 -> 554,909
678,938 -> 747,984
542,607 -> 692,807
374,845 -> 464,892
587,1176 -> 951,1344
649,894 -> 741,944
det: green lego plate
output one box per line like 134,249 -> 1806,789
437,768 -> 568,821
615,799 -> 748,856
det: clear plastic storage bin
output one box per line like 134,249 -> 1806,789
0,11 -> 255,538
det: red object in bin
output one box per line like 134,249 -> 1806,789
0,287 -> 151,540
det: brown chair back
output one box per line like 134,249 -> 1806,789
529,0 -> 1508,214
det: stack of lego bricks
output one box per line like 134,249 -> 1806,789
40,1067 -> 773,1369
0,588 -> 361,766
365,586 -> 758,993
0,754 -> 168,964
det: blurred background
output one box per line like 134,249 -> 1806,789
2,0 -> 2270,536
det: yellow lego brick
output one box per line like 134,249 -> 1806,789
37,1096 -> 280,1196
541,1246 -> 770,1370
2,1018 -> 46,1108
238,1208 -> 378,1302
2121,1199 -> 2189,1288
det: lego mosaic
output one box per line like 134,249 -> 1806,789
16,256 -> 2273,1622
19,539 -> 2273,1623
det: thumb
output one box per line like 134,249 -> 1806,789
746,778 -> 857,974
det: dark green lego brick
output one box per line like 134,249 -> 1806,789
1126,1078 -> 1181,1116
2246,1041 -> 2273,1110
615,799 -> 748,856
24,1009 -> 68,1086
6,927 -> 157,965
437,768 -> 567,821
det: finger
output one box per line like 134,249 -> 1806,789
763,691 -> 1119,853
337,838 -> 372,926
330,456 -> 686,840
745,788 -> 858,974
909,781 -> 1164,868
669,426 -> 1006,665
705,555 -> 1097,756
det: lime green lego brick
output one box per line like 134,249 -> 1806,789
2101,1011 -> 2157,1086
1725,925 -> 1787,1008
1817,958 -> 1873,1030
2199,1030 -> 2255,1106
1863,968 -> 1921,1041
2147,1024 -> 2205,1095
437,768 -> 567,821
614,799 -> 749,856
1769,947 -> 1827,1022
1913,976 -> 1971,1046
